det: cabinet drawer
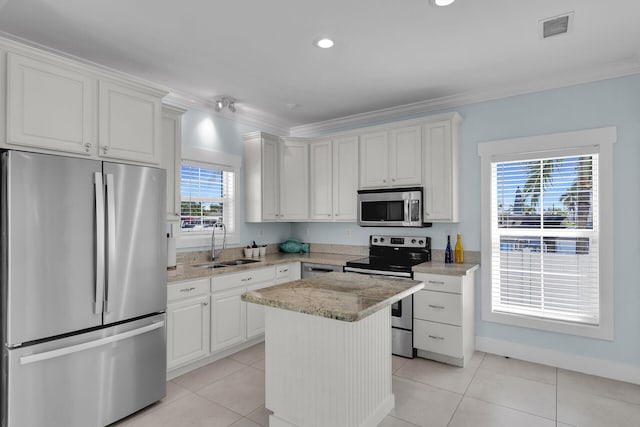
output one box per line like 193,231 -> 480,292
414,319 -> 462,358
276,263 -> 291,279
213,266 -> 275,292
167,278 -> 210,302
414,273 -> 462,294
414,290 -> 462,326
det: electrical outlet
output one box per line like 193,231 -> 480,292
305,227 -> 310,237
258,228 -> 263,237
346,228 -> 352,237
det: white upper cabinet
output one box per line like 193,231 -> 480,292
309,139 -> 333,220
98,80 -> 163,164
359,131 -> 389,188
359,126 -> 421,188
332,136 -> 359,220
161,105 -> 186,223
243,132 -> 281,222
422,115 -> 461,222
2,41 -> 168,165
6,52 -> 95,155
389,125 -> 422,186
279,139 -> 309,220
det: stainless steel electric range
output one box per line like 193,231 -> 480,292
344,235 -> 431,358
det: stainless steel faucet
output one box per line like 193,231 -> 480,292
211,222 -> 226,261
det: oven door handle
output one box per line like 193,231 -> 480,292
344,267 -> 412,278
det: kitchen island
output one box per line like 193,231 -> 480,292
242,272 -> 424,427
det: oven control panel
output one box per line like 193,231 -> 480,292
370,235 -> 430,249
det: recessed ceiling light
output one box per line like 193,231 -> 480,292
431,0 -> 455,6
314,38 -> 334,49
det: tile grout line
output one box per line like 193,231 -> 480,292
446,352 -> 487,426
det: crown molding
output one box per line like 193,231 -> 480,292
289,58 -> 640,137
163,91 -> 292,136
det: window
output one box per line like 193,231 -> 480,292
180,161 -> 235,234
478,127 -> 615,339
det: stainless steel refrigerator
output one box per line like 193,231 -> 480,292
1,151 -> 167,427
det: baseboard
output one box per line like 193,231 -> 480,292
475,336 -> 640,385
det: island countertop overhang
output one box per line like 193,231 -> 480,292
241,271 -> 424,322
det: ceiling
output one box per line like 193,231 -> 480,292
1,0 -> 639,132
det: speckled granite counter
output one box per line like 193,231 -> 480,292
412,261 -> 479,276
167,252 -> 361,283
241,271 -> 424,322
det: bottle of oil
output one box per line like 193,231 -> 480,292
454,233 -> 464,264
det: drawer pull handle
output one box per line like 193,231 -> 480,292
203,302 -> 208,306
428,280 -> 445,285
428,304 -> 445,310
241,277 -> 253,282
180,287 -> 196,292
428,335 -> 445,340
280,269 -> 288,273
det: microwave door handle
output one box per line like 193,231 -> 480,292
404,198 -> 410,225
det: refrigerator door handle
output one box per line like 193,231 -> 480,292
94,172 -> 105,315
19,320 -> 165,365
105,173 -> 116,314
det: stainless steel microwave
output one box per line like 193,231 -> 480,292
357,187 -> 426,227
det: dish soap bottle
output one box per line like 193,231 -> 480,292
454,233 -> 464,264
445,235 -> 453,264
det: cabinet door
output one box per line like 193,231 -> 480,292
246,282 -> 269,339
167,295 -> 210,369
359,131 -> 389,188
98,80 -> 162,164
333,136 -> 359,220
423,121 -> 454,221
262,137 -> 280,220
279,140 -> 309,220
161,106 -> 185,222
390,126 -> 422,186
309,139 -> 333,220
6,53 -> 95,155
211,287 -> 246,352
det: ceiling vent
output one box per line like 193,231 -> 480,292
539,12 -> 574,40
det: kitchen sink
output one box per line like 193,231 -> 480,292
197,263 -> 228,269
196,259 -> 261,269
219,259 -> 261,266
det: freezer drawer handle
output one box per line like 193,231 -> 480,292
428,334 -> 445,340
428,280 -> 445,285
19,321 -> 164,365
428,304 -> 446,310
180,287 -> 196,292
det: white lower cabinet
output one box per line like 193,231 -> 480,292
166,278 -> 211,370
210,287 -> 247,352
413,270 -> 476,367
211,266 -> 276,352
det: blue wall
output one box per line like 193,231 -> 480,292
180,109 -> 292,248
295,73 -> 640,367
180,73 -> 640,368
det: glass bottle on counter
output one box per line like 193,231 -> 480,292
454,233 -> 464,264
445,235 -> 453,264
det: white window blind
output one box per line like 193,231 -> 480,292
180,161 -> 235,233
491,153 -> 599,325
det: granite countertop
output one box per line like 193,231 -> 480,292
412,261 -> 479,276
241,271 -> 424,322
167,252 -> 363,283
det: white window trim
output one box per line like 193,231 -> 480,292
178,146 -> 241,249
478,127 -> 615,340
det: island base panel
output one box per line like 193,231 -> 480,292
265,306 -> 394,427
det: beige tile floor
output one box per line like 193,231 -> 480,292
113,343 -> 640,427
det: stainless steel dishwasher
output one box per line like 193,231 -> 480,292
301,262 -> 343,278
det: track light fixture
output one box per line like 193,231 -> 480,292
214,96 -> 236,113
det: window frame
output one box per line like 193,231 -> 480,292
177,146 -> 241,249
478,127 -> 615,340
